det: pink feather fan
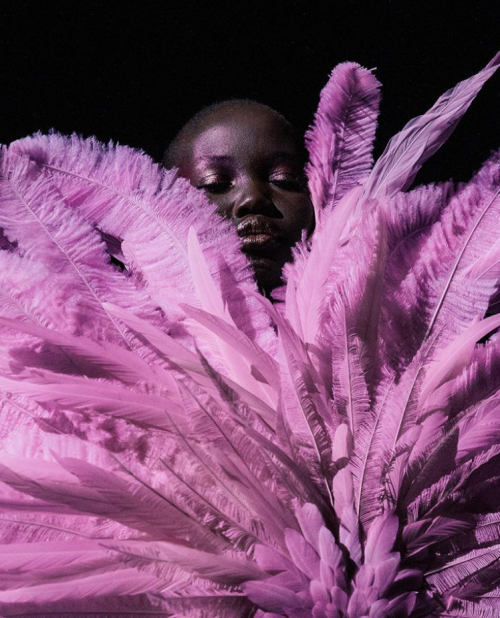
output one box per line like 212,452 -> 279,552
0,53 -> 499,617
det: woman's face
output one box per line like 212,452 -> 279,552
175,105 -> 314,294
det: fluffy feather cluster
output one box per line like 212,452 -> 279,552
0,54 -> 499,617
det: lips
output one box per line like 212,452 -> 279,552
236,217 -> 286,252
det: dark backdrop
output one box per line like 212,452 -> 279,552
1,1 -> 499,186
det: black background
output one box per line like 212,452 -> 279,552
1,1 -> 499,186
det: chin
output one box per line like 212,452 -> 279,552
250,256 -> 284,297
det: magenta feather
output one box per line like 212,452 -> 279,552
7,132 -> 276,356
365,51 -> 500,199
305,62 -> 381,223
0,53 -> 500,618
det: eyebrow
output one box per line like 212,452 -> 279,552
195,151 -> 299,162
194,155 -> 233,164
194,151 -> 303,170
265,152 -> 301,164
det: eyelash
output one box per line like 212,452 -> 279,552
197,175 -> 305,194
197,180 -> 232,194
270,177 -> 303,191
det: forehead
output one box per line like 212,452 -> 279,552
187,107 -> 300,164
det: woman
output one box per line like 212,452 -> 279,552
164,99 -> 314,296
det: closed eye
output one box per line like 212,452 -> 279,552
270,177 -> 306,192
197,180 -> 233,194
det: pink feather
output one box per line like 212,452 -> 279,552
364,51 -> 500,199
305,62 -> 381,224
0,52 -> 499,618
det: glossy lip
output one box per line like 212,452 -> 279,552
236,217 -> 286,250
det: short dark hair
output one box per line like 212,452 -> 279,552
163,98 -> 306,170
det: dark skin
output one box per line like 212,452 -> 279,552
171,105 -> 314,295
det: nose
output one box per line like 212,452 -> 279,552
232,178 -> 280,220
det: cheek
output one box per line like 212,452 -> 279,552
280,195 -> 314,241
202,192 -> 231,218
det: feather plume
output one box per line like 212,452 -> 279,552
0,52 -> 499,618
305,62 -> 381,223
364,52 -> 500,198
288,185 -> 365,345
7,133 -> 276,356
0,154 -> 159,348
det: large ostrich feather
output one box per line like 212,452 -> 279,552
305,62 -> 381,224
0,55 -> 499,618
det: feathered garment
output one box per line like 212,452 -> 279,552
0,54 -> 499,617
